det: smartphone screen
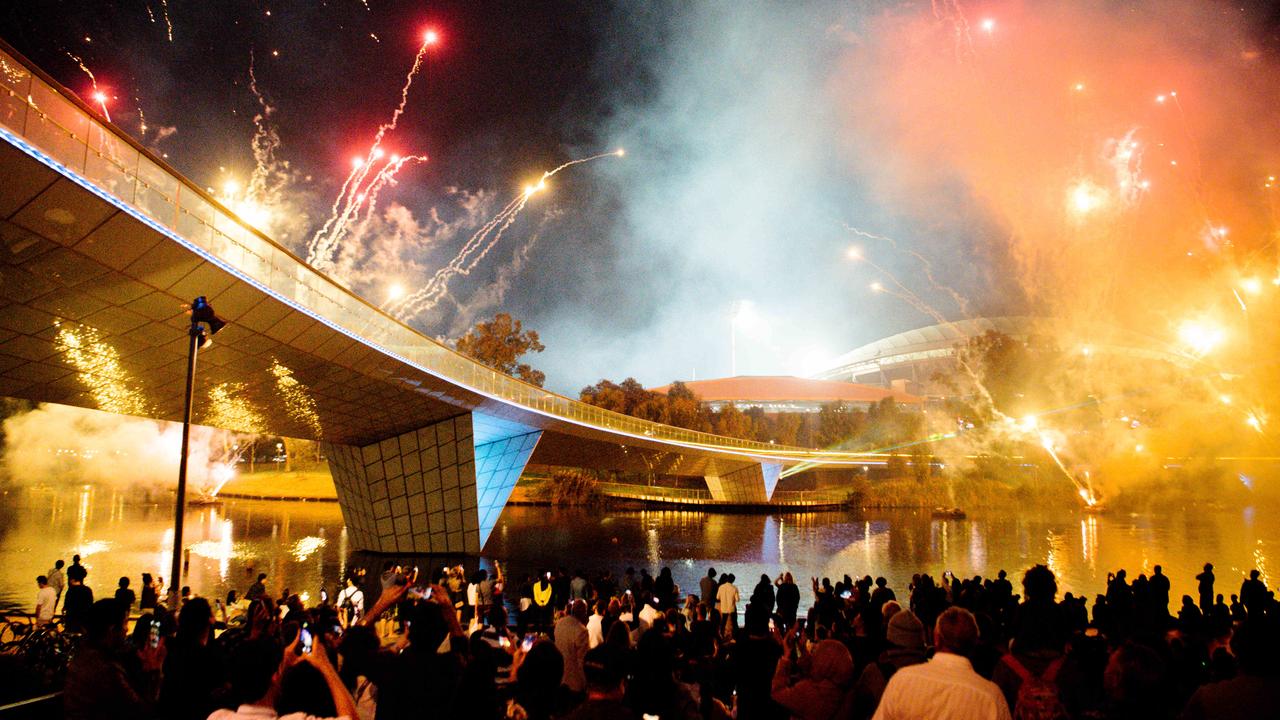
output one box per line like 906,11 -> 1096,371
299,627 -> 313,654
521,634 -> 536,652
149,620 -> 161,648
407,584 -> 432,600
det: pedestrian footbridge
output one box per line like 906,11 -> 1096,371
0,43 -> 874,555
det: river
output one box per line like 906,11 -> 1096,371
1,484 -> 1276,612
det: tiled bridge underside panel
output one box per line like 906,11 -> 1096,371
704,462 -> 782,503
325,411 -> 541,553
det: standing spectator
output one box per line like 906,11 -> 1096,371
1196,563 -> 1215,613
139,573 -> 158,610
570,569 -> 590,603
776,572 -> 801,627
67,554 -> 88,583
555,599 -> 591,694
63,574 -> 94,632
587,600 -> 605,648
1239,569 -> 1267,615
532,572 -> 554,630
46,559 -> 65,611
751,573 -> 776,617
64,600 -> 164,720
159,598 -> 229,720
114,577 -> 136,613
35,576 -> 57,625
717,573 -> 741,632
247,572 -> 268,601
1150,565 -> 1171,614
873,607 -> 1012,720
700,568 -> 718,614
871,576 -> 897,611
336,575 -> 365,628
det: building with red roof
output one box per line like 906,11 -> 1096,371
649,375 -> 923,414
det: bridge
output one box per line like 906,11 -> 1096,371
0,43 -> 873,555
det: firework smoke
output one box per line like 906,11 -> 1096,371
1,404 -> 240,496
390,150 -> 624,322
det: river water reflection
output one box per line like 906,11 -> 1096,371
1,485 -> 1276,612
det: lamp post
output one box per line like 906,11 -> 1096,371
169,296 -> 226,608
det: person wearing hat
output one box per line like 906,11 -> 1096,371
852,608 -> 928,719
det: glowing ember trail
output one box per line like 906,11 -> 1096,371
389,149 -> 625,321
306,30 -> 440,272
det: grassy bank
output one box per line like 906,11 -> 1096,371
219,469 -> 336,500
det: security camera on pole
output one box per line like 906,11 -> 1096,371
169,296 -> 226,608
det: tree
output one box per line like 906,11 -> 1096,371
454,312 -> 546,387
666,382 -> 712,432
713,402 -> 754,439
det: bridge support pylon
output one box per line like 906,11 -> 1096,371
704,462 -> 782,503
323,412 -> 542,554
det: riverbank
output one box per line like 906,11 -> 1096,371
217,469 -> 337,501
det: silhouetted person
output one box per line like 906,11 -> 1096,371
1239,569 -> 1266,615
114,576 -> 135,612
1196,563 -> 1215,612
1150,565 -> 1171,615
246,572 -> 267,601
700,567 -> 718,615
776,572 -> 800,627
64,599 -> 163,720
67,554 -> 88,583
1181,618 -> 1280,719
139,573 -> 158,610
751,573 -> 775,617
63,575 -> 94,632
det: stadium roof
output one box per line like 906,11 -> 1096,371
650,376 -> 924,405
814,316 -> 1192,381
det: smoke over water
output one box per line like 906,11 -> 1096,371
827,0 -> 1280,499
2,404 -> 240,496
839,0 -> 1280,326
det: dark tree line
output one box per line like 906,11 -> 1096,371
579,378 -> 923,450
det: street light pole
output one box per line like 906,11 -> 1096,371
169,296 -> 225,608
169,324 -> 202,607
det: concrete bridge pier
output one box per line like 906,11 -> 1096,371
703,461 -> 782,503
323,412 -> 542,554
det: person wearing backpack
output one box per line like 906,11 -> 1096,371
852,605 -> 928,719
996,653 -> 1068,720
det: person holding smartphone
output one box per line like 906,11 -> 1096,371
209,632 -> 357,720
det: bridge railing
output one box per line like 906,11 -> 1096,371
0,44 -> 870,462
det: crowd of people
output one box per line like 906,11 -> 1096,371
34,557 -> 1280,719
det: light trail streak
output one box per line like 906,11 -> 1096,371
845,224 -> 972,315
390,149 -> 625,322
307,31 -> 438,271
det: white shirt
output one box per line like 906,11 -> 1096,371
716,583 -> 740,616
872,652 -> 1012,720
638,603 -> 660,629
586,612 -> 604,648
36,586 -> 56,623
553,615 -> 589,692
337,586 -> 364,613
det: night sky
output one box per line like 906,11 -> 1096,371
4,1 -> 1280,394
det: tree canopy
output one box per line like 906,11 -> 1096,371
454,312 -> 547,387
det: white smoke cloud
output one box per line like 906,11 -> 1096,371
1,403 -> 239,495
